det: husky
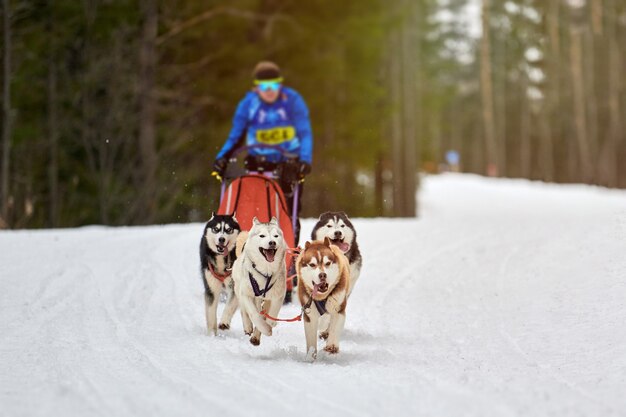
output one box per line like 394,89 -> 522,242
231,217 -> 287,346
199,214 -> 241,335
311,212 -> 362,296
296,238 -> 350,361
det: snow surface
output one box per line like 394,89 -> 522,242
1,173 -> 626,417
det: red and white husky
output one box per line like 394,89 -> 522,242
296,238 -> 350,361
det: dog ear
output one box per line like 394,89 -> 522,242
252,217 -> 260,226
209,212 -> 215,221
339,211 -> 349,219
323,237 -> 331,247
318,211 -> 329,221
305,241 -> 311,249
270,216 -> 278,225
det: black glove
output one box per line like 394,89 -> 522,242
213,158 -> 228,176
298,161 -> 311,178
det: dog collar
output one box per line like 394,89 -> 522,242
209,263 -> 231,283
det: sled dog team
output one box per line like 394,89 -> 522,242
199,212 -> 362,361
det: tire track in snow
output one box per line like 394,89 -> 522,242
494,241 -> 624,416
87,256 -> 239,416
369,229 -> 497,323
143,231 -> 350,416
350,226 -> 518,414
101,231 -> 266,416
13,264 -> 119,416
144,227 -> 367,416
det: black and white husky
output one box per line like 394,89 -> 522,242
231,217 -> 287,346
199,214 -> 241,335
311,211 -> 362,296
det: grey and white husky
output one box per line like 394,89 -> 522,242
199,213 -> 240,335
311,211 -> 362,296
232,217 -> 287,346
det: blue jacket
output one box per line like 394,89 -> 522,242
216,86 -> 313,164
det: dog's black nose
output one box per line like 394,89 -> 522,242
334,231 -> 342,238
268,241 -> 276,248
218,237 -> 225,244
318,272 -> 327,281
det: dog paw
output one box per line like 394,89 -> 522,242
249,336 -> 260,346
319,331 -> 329,340
244,330 -> 253,336
257,322 -> 272,336
218,323 -> 230,330
305,347 -> 317,362
324,345 -> 339,354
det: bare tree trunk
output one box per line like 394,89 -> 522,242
517,0 -> 531,179
591,0 -> 603,35
320,77 -> 335,211
375,55 -> 386,216
374,152 -> 384,216
401,8 -> 417,217
495,24 -> 507,177
390,30 -> 404,217
139,0 -> 158,223
519,72 -> 531,178
540,0 -> 559,182
47,5 -> 59,227
569,25 -> 593,182
606,0 -> 621,187
1,0 -> 11,224
583,30 -> 598,174
480,0 -> 498,176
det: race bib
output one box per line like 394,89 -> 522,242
256,126 -> 296,145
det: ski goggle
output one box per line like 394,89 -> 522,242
254,78 -> 283,92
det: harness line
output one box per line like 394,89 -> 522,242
260,282 -> 324,323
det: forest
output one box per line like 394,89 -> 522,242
1,0 -> 624,228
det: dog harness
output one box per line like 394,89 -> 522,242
312,299 -> 328,315
248,263 -> 274,297
208,263 -> 231,283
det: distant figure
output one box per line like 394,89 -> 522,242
213,61 -> 313,242
445,149 -> 460,172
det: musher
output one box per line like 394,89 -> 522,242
212,61 -> 313,243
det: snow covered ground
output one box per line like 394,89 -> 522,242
1,173 -> 625,417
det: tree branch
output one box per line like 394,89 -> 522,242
157,7 -> 296,46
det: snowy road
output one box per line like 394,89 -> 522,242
1,174 -> 625,417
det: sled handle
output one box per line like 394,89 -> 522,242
292,182 -> 300,241
219,179 -> 227,204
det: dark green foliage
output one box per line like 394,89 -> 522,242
1,0 -> 625,228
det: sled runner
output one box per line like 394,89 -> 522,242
215,145 -> 302,291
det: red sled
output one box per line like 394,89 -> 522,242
217,174 -> 295,291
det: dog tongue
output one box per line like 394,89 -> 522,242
336,241 -> 350,252
264,249 -> 275,262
